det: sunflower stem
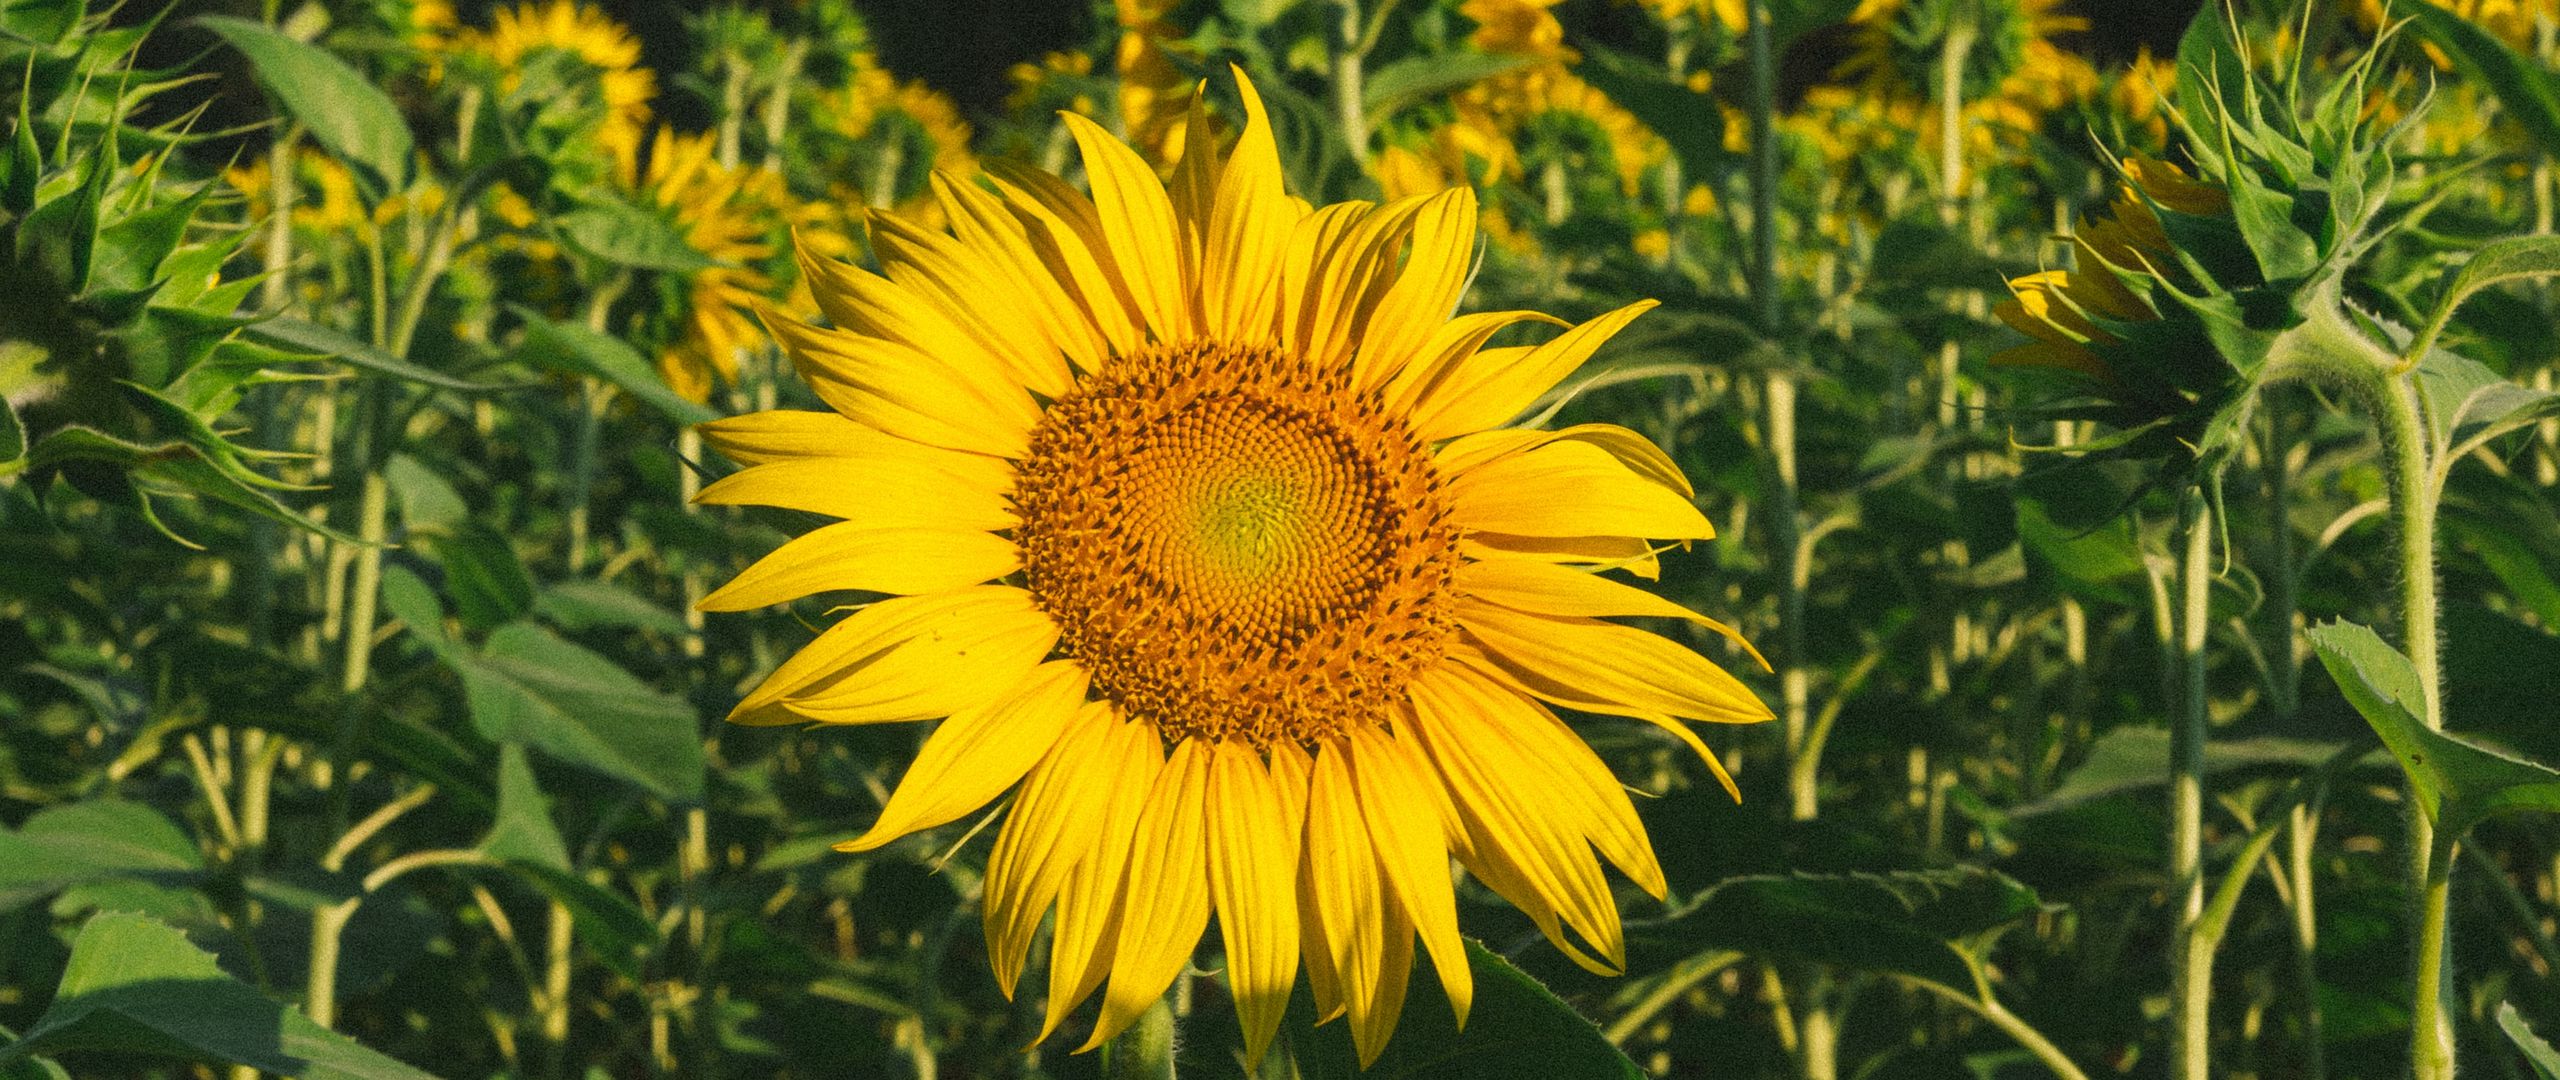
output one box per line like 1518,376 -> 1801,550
1103,997 -> 1177,1079
2169,490 -> 2212,1080
1330,0 -> 1368,159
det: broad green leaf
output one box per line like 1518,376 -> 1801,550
0,799 -> 203,912
537,579 -> 689,635
2402,1 -> 2560,156
1659,868 -> 2045,990
426,521 -> 537,633
457,622 -> 704,802
2307,620 -> 2560,838
478,743 -> 571,871
1575,44 -> 1726,187
2502,1001 -> 2560,1080
194,17 -> 414,194
554,198 -> 716,274
1278,940 -> 1641,1079
383,453 -> 467,534
245,318 -> 510,392
0,0 -> 81,45
379,563 -> 459,661
0,912 -> 439,1080
1361,51 -> 1533,124
510,309 -> 718,425
2017,726 -> 2351,815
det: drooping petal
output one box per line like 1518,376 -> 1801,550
1449,439 -> 1713,541
697,524 -> 1018,610
1454,558 -> 1766,670
1039,708 -> 1163,1036
1063,112 -> 1194,342
1206,740 -> 1302,1065
1086,737 -> 1214,1048
984,702 -> 1122,996
692,454 -> 1017,530
1268,742 -> 1345,1024
1406,300 -> 1658,441
1304,738 -> 1415,1066
729,586 -> 1058,727
836,662 -> 1090,852
1344,725 -> 1473,1028
1406,666 -> 1626,974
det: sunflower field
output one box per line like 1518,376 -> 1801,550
9,0 -> 2560,1076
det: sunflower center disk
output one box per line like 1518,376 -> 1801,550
1011,340 -> 1462,749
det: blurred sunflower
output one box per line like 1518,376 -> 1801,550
700,72 -> 1770,1064
476,0 -> 656,160
805,56 -> 977,229
1994,155 -> 2230,380
2359,0 -> 2556,56
1835,0 -> 2097,168
225,148 -> 365,236
618,130 -> 785,403
1116,0 -> 1189,159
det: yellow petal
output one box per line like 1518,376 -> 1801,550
937,170 -> 1118,371
1452,668 -> 1669,901
698,524 -> 1018,611
835,662 -> 1090,852
732,587 -> 1059,727
1454,558 -> 1766,671
1064,112 -> 1194,342
727,586 -> 1044,721
988,162 -> 1149,357
1379,310 -> 1566,417
1206,740 -> 1302,1065
1086,737 -> 1214,1048
797,245 -> 1054,399
1269,742 -> 1345,1024
1040,709 -> 1163,1035
1345,725 -> 1473,1028
1305,738 -> 1416,1066
1276,201 -> 1373,360
1449,439 -> 1712,541
1293,195 -> 1430,371
1460,535 -> 1662,580
1167,88 -> 1218,264
1201,69 -> 1297,343
1434,422 -> 1692,499
1406,666 -> 1626,973
759,304 -> 1039,459
696,409 -> 881,465
1351,187 -> 1477,393
868,210 -> 1074,398
692,454 -> 1016,531
1406,300 -> 1658,441
984,702 -> 1122,995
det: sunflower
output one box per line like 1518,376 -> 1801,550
618,129 -> 786,403
697,71 -> 1770,1065
466,0 -> 657,161
1994,155 -> 2230,379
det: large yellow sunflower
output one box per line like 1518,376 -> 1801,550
697,71 -> 1771,1065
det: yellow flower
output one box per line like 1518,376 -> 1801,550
1995,156 -> 2230,378
2112,48 -> 2176,147
2360,0 -> 2557,58
467,0 -> 657,160
1462,0 -> 1573,60
225,149 -> 366,235
699,72 -> 1770,1065
619,130 -> 782,403
1834,0 -> 2098,167
811,57 -> 977,229
1116,0 -> 1189,159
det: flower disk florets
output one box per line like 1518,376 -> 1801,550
1011,340 -> 1462,751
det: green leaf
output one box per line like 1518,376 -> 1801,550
2018,725 -> 2350,815
537,579 -> 689,635
193,17 -> 414,195
244,317 -> 511,392
2407,235 -> 2560,394
1657,868 -> 2045,989
1574,44 -> 1727,188
510,308 -> 717,425
426,521 -> 536,633
1278,940 -> 1641,1079
479,743 -> 571,870
383,453 -> 467,535
2307,620 -> 2560,838
1360,51 -> 1533,124
379,563 -> 460,661
2501,1001 -> 2560,1080
0,912 -> 440,1080
0,799 -> 204,913
2402,1 -> 2560,157
553,198 -> 716,274
456,622 -> 704,802
0,0 -> 82,46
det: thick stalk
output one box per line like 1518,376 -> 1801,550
2169,495 -> 2212,1080
2288,804 -> 2327,1080
2382,374 -> 2454,1076
1934,22 -> 1975,225
543,900 -> 575,1078
1330,0 -> 1367,158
